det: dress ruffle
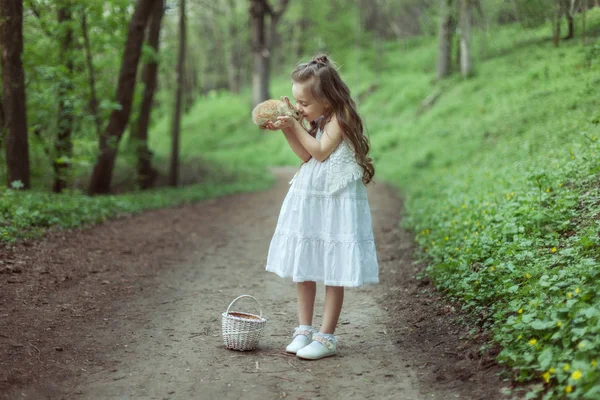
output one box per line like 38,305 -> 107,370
266,231 -> 379,287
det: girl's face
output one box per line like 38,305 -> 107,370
292,81 -> 327,123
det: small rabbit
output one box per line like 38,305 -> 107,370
252,96 -> 302,129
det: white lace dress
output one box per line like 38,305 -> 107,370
265,127 -> 379,287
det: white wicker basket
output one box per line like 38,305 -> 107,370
221,295 -> 267,351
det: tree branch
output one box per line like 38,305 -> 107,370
263,0 -> 274,16
265,0 -> 290,18
27,1 -> 54,38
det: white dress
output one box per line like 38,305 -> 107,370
265,126 -> 379,287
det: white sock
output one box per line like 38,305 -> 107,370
298,324 -> 313,331
318,332 -> 336,341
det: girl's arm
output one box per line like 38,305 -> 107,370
285,117 -> 343,162
265,121 -> 312,162
281,126 -> 312,162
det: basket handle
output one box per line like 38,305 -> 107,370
226,294 -> 263,318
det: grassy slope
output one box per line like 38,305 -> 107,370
370,16 -> 600,400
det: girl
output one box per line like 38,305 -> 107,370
265,54 -> 379,360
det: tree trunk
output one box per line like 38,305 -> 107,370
1,0 -> 30,189
183,56 -> 195,112
582,0 -> 587,45
473,0 -> 487,60
455,29 -> 461,70
295,0 -> 310,58
88,0 -> 157,195
250,0 -> 269,107
225,0 -> 241,93
565,12 -> 575,39
266,9 -> 280,76
169,0 -> 185,187
249,0 -> 290,107
459,0 -> 474,77
136,0 -> 164,190
269,1 -> 289,78
436,0 -> 454,80
80,11 -> 102,138
54,3 -> 74,193
553,0 -> 562,47
0,94 -> 4,152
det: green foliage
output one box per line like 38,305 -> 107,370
371,9 -> 600,400
148,84 -> 308,169
482,0 -> 553,27
0,168 -> 273,243
14,0 -> 135,188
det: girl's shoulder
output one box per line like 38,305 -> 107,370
322,115 -> 343,137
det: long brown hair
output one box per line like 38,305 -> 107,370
291,54 -> 375,185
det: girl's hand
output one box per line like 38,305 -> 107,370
264,121 -> 282,131
276,116 -> 297,129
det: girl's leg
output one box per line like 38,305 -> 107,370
297,281 -> 316,326
296,285 -> 343,359
286,281 -> 317,354
320,285 -> 344,334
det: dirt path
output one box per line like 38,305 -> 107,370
0,168 -> 510,400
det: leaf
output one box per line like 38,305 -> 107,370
525,391 -> 539,400
532,212 -> 548,222
583,385 -> 600,399
583,307 -> 600,319
524,352 -> 534,362
538,348 -> 553,370
571,327 -> 588,337
539,275 -> 551,287
530,320 -> 554,330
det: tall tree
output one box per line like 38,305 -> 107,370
265,0 -> 289,77
80,10 -> 102,138
551,0 -> 584,46
553,0 -> 563,47
88,0 -> 157,195
225,0 -> 242,93
293,0 -> 310,58
0,93 -> 4,152
436,0 -> 455,80
54,1 -> 74,193
136,0 -> 164,190
249,0 -> 290,107
250,0 -> 269,106
1,0 -> 30,189
459,0 -> 474,77
182,55 -> 197,112
563,0 -> 575,40
169,0 -> 186,187
582,0 -> 587,45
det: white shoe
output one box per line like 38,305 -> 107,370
296,332 -> 337,360
285,326 -> 315,354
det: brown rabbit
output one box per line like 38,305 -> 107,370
252,96 -> 303,129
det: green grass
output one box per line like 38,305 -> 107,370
0,168 -> 273,243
